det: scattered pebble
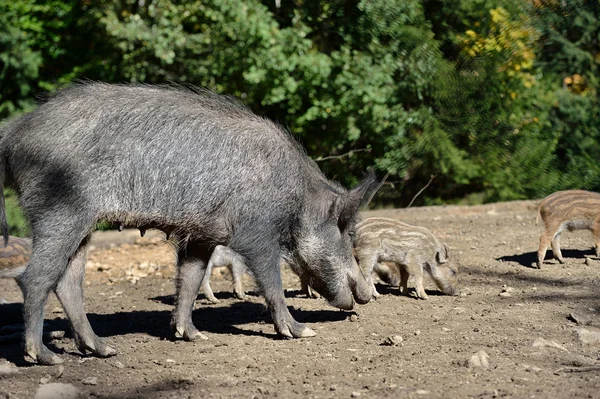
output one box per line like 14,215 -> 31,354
351,392 -> 361,398
81,377 -> 98,386
576,328 -> 600,345
499,292 -> 511,298
381,335 -> 403,346
467,350 -> 490,369
40,374 -> 52,384
113,360 -> 125,369
414,330 -> 421,336
349,314 -> 359,323
442,327 -> 451,332
53,365 -> 65,379
34,383 -> 81,399
416,389 -> 430,395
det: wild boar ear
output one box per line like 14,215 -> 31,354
338,171 -> 378,231
436,243 -> 451,264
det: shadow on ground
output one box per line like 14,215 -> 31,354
496,248 -> 595,268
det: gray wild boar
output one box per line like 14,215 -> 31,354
0,83 -> 375,365
354,217 -> 459,299
536,190 -> 600,268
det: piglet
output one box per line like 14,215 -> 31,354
354,217 -> 459,299
536,190 -> 600,268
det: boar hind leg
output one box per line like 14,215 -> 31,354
551,233 -> 565,264
230,257 -> 247,300
199,259 -> 220,304
171,244 -> 209,341
398,266 -> 410,296
56,236 -> 116,358
250,248 -> 315,338
20,221 -> 92,365
537,231 -> 551,268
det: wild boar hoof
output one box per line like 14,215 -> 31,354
174,325 -> 208,341
277,321 -> 316,338
26,346 -> 64,366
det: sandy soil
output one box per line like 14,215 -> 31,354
1,200 -> 599,398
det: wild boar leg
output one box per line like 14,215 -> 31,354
199,257 -> 220,304
551,233 -> 565,263
171,244 -> 209,341
230,255 -> 247,300
537,231 -> 551,268
55,236 -> 116,358
19,220 -> 93,365
398,266 -> 410,296
356,252 -> 380,298
249,246 -> 315,338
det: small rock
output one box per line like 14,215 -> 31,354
467,350 -> 490,369
576,328 -> 600,345
351,392 -> 361,398
499,292 -> 511,298
501,285 -> 514,293
0,362 -> 19,376
381,335 -> 403,346
349,314 -> 358,323
414,330 -> 421,336
81,377 -> 98,386
442,327 -> 451,332
584,257 -> 593,266
532,337 -> 569,352
113,360 -> 125,369
52,365 -> 65,379
40,374 -> 52,384
416,389 -> 430,395
329,385 -> 337,391
34,383 -> 81,399
523,364 -> 542,373
569,312 -> 592,326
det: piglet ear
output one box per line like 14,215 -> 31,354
338,170 -> 378,231
436,243 -> 451,264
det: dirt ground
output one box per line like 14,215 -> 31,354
1,200 -> 600,398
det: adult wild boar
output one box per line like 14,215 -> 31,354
0,83 -> 375,365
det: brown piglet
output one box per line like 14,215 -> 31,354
536,190 -> 600,268
354,217 -> 459,300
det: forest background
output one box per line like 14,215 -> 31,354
0,0 -> 598,235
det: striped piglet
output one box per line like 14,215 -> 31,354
354,217 -> 459,299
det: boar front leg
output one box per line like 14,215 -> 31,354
171,244 -> 209,341
248,247 -> 315,338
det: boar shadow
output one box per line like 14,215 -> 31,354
56,301 -> 351,342
497,249 -> 596,268
373,283 -> 448,298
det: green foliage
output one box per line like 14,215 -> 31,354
0,0 -> 599,209
3,189 -> 28,237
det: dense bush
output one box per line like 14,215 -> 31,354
0,0 -> 598,234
